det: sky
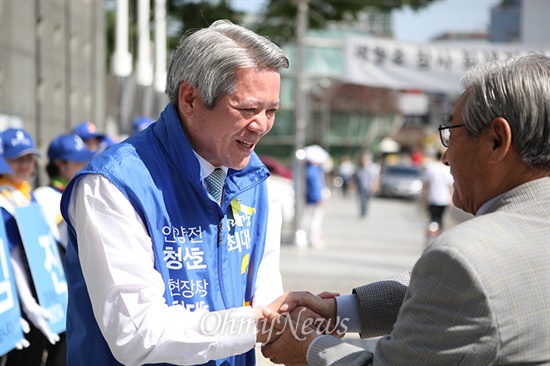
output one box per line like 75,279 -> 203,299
393,0 -> 500,43
231,0 -> 501,43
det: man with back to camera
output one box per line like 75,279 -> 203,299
261,54 -> 550,365
61,20 -> 289,365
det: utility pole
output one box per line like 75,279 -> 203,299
293,0 -> 309,246
137,0 -> 153,87
111,0 -> 133,78
111,0 -> 133,134
154,0 -> 167,94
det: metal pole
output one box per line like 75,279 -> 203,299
111,0 -> 133,77
154,0 -> 167,93
111,0 -> 133,133
64,0 -> 72,131
137,0 -> 153,86
319,78 -> 332,151
34,0 -> 43,187
292,0 -> 308,246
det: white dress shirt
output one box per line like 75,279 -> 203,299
67,161 -> 284,364
307,294 -> 362,362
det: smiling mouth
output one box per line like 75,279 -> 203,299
239,140 -> 254,148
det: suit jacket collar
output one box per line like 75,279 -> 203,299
481,177 -> 550,215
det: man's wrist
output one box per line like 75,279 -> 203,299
335,294 -> 361,333
254,307 -> 276,344
254,308 -> 264,342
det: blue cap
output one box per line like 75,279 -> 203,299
100,134 -> 118,149
0,136 -> 14,175
133,116 -> 154,134
48,134 -> 95,163
72,121 -> 104,141
1,128 -> 43,159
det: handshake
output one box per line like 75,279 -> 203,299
254,291 -> 348,365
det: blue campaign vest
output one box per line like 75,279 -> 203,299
61,104 -> 270,366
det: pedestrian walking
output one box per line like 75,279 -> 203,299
336,155 -> 355,197
354,154 -> 377,218
422,150 -> 454,237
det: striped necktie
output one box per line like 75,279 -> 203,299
205,168 -> 225,202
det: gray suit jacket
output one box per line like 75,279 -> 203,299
309,177 -> 550,365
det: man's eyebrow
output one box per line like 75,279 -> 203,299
239,100 -> 280,108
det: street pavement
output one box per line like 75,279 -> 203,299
255,189 -> 472,364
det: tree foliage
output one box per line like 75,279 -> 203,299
166,0 -> 245,50
106,0 -> 440,59
164,0 -> 439,49
252,0 -> 440,46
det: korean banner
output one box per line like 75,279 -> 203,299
0,220 -> 24,356
15,204 -> 67,335
344,34 -> 550,94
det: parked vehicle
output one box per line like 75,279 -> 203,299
257,154 -> 293,179
378,165 -> 423,200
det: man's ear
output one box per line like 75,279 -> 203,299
487,117 -> 512,164
178,82 -> 197,117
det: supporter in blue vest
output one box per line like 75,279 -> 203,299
72,121 -> 118,154
60,20 -> 289,365
35,134 -> 95,249
0,128 -> 61,366
132,115 -> 155,134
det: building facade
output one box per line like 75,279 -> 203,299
0,0 -> 106,184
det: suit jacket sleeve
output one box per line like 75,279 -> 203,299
373,244 -> 499,365
308,245 -> 499,365
308,336 -> 373,366
308,272 -> 410,366
354,271 -> 411,338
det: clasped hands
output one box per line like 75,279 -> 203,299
254,291 -> 344,365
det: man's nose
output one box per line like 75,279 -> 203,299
248,111 -> 270,133
441,149 -> 450,166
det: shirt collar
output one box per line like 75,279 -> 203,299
194,153 -> 228,181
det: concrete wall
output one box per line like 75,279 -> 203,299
0,0 -> 106,185
0,0 -> 106,184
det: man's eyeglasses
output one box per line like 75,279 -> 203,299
438,124 -> 466,147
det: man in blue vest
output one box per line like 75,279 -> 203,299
61,20 -> 289,365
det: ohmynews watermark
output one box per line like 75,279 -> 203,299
200,308 -> 349,341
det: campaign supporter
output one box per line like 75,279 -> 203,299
61,20 -> 289,365
0,128 -> 60,366
132,115 -> 155,134
0,143 -> 13,176
72,121 -> 117,154
34,134 -> 95,249
299,145 -> 329,248
0,144 -> 32,362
